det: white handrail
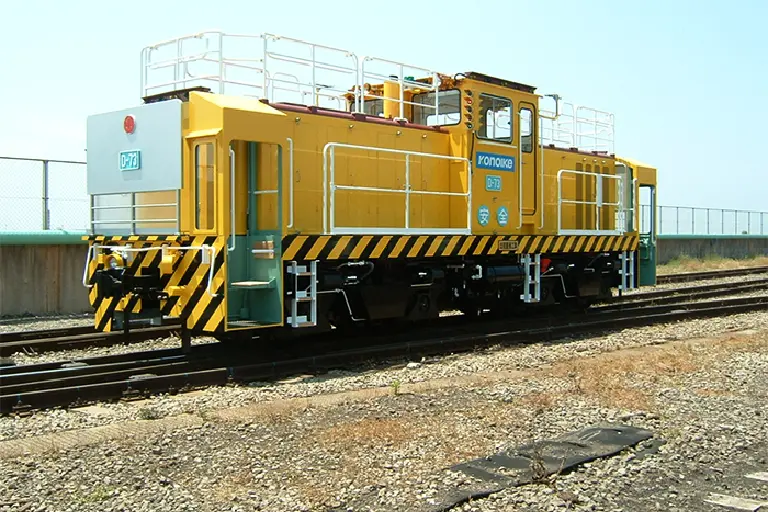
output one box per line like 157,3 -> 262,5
537,95 -> 561,230
556,168 -> 626,236
286,137 -> 294,229
517,111 -> 523,229
228,147 -> 236,252
89,191 -> 181,236
539,118 -> 545,229
322,142 -> 471,235
631,178 -> 638,232
540,101 -> 614,154
140,31 -> 451,122
81,244 -> 97,287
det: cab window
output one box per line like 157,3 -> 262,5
520,107 -> 533,152
194,142 -> 215,230
477,93 -> 512,142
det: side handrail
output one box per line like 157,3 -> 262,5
286,137 -> 294,229
228,147 -> 236,252
321,142 -> 471,235
538,94 -> 561,229
81,244 -> 97,288
556,168 -> 625,236
517,111 -> 523,229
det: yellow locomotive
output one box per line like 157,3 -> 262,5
82,31 -> 658,342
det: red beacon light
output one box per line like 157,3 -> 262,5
123,115 -> 136,134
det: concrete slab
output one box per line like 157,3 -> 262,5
704,493 -> 767,511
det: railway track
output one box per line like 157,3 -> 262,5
656,265 -> 768,284
600,277 -> 768,309
0,323 -> 182,358
2,288 -> 767,415
2,265 -> 767,360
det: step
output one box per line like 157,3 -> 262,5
230,279 -> 275,290
287,315 -> 315,328
227,320 -> 281,328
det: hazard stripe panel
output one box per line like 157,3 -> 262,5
281,234 -> 639,261
86,236 -> 227,334
85,235 -> 190,242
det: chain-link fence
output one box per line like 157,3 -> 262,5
1,155 -> 766,236
641,204 -> 768,236
0,156 -> 88,231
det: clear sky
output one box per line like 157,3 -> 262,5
1,0 -> 766,230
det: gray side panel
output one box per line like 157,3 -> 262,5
86,99 -> 182,195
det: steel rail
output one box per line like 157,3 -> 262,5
2,293 -> 767,414
599,278 -> 768,309
4,266 -> 766,357
656,265 -> 768,284
0,324 -> 182,357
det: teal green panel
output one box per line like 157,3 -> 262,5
0,230 -> 88,245
638,233 -> 656,286
225,234 -> 284,325
225,235 -> 251,321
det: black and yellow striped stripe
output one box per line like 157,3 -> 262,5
281,234 -> 639,261
86,235 -> 227,333
84,235 -> 190,242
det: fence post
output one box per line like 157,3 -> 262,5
691,207 -> 694,234
706,208 -> 710,234
659,206 -> 663,235
42,160 -> 50,230
721,209 -> 724,235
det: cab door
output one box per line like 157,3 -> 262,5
474,92 -> 517,231
518,102 -> 538,223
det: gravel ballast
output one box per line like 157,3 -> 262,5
0,330 -> 768,511
2,305 -> 768,442
1,322 -> 768,510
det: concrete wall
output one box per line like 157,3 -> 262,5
0,233 -> 90,317
657,235 -> 768,265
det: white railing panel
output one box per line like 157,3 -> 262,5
322,143 -> 471,235
540,98 -> 615,154
140,31 -> 450,122
556,169 -> 632,236
141,31 -> 360,111
90,190 -> 180,236
359,57 -> 442,121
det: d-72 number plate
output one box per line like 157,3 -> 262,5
119,150 -> 142,171
497,239 -> 519,252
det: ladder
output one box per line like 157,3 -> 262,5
520,254 -> 541,303
619,251 -> 636,291
287,260 -> 318,328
